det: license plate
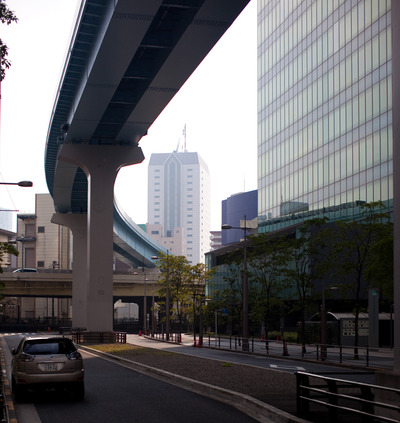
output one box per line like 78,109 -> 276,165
43,363 -> 58,372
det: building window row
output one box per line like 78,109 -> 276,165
259,81 -> 392,177
259,25 -> 391,120
259,124 -> 392,216
258,0 -> 389,74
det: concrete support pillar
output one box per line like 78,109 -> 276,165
51,213 -> 87,329
58,144 -> 144,332
392,0 -> 400,372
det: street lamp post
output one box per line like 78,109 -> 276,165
165,250 -> 170,341
144,275 -> 148,335
320,285 -> 338,360
0,181 -> 33,213
222,215 -> 250,352
0,180 -> 33,187
152,281 -> 156,337
14,235 -> 34,270
134,267 -> 148,335
19,236 -> 25,271
152,251 -> 170,341
320,286 -> 327,360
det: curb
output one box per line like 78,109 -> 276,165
79,345 -> 309,423
0,338 -> 17,423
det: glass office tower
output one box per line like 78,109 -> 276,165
257,0 -> 393,232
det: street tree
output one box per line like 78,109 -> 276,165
284,218 -> 328,353
365,219 -> 393,302
154,253 -> 192,334
217,253 -> 243,336
187,263 -> 214,345
0,242 -> 18,273
1,0 -> 18,81
324,201 -> 391,359
247,233 -> 290,341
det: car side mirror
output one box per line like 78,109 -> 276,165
11,348 -> 16,355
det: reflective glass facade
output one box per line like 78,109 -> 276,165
257,0 -> 393,232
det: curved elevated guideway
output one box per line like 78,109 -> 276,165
44,0 -> 250,332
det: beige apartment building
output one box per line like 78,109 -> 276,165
16,194 -> 72,271
145,223 -> 186,258
13,194 -> 72,323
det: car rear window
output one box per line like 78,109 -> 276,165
23,339 -> 76,355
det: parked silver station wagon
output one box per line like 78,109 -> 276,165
11,336 -> 84,401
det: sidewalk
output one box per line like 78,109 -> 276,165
128,333 -> 394,371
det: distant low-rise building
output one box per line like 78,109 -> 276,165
209,230 -> 222,250
146,223 -> 186,257
11,194 -> 72,323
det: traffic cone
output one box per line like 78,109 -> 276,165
193,339 -> 197,347
283,341 -> 289,356
139,330 -> 142,336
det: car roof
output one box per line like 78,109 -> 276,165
13,268 -> 38,272
21,336 -> 73,343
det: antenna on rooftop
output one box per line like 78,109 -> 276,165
174,124 -> 187,152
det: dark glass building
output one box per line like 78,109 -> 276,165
221,190 -> 258,245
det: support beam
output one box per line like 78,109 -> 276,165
58,144 -> 144,332
51,213 -> 87,328
392,0 -> 400,372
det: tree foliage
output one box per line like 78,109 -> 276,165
365,219 -> 393,302
247,232 -> 290,339
284,218 -> 328,350
0,242 -> 18,273
0,0 -> 18,81
153,254 -> 214,333
219,257 -> 243,335
153,253 -> 191,332
152,204 -> 392,349
322,201 -> 392,357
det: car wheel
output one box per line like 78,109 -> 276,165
12,377 -> 25,402
74,383 -> 85,401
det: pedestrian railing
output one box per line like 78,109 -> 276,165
149,332 -> 182,343
202,335 -> 394,370
72,331 -> 127,344
296,371 -> 400,422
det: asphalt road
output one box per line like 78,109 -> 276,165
3,334 -> 260,423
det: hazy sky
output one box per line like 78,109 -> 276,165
1,0 -> 257,231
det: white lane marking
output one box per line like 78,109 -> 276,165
270,364 -> 306,371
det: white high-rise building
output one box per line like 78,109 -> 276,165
147,151 -> 210,264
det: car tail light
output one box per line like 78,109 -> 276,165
66,350 -> 82,360
20,352 -> 34,362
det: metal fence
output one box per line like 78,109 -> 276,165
149,332 -> 182,343
72,331 -> 127,344
202,335 -> 394,370
296,371 -> 400,422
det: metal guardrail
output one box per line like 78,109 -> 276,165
296,371 -> 400,422
202,335 -> 394,370
72,331 -> 127,344
148,332 -> 182,343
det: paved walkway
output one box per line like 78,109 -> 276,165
127,333 -> 394,372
